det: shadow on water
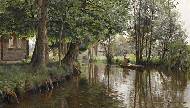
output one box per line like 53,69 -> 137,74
2,63 -> 190,108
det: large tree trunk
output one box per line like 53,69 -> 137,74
62,42 -> 80,73
31,0 -> 48,69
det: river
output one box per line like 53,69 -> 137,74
2,63 -> 190,108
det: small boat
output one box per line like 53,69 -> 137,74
120,63 -> 144,70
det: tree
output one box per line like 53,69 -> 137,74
128,0 -> 189,69
30,0 -> 49,69
48,0 -> 129,72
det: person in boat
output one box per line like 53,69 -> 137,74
123,51 -> 130,66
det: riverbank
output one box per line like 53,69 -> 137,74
95,55 -> 160,67
95,55 -> 184,71
0,63 -> 80,104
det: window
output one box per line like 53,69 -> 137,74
17,39 -> 22,48
8,36 -> 22,49
8,37 -> 14,48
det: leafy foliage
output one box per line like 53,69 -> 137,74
0,0 -> 36,37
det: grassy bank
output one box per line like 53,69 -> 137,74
0,64 -> 71,104
94,55 -> 164,68
94,54 -> 136,64
0,65 -> 66,88
112,55 -> 189,72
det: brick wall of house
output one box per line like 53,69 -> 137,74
2,49 -> 27,61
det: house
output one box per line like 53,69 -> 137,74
0,33 -> 29,63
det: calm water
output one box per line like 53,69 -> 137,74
2,63 -> 190,108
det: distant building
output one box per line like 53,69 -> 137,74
0,33 -> 29,63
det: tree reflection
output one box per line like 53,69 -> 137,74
123,68 -> 130,79
105,64 -> 111,91
66,76 -> 80,108
131,69 -> 188,108
88,63 -> 98,85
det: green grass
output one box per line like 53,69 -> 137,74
95,54 -> 137,64
114,54 -> 136,64
113,54 -> 162,66
0,64 -> 66,92
95,56 -> 107,61
94,54 -> 164,66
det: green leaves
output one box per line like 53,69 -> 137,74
0,0 -> 36,37
48,0 -> 129,46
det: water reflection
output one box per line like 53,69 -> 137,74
67,76 -> 80,108
3,63 -> 190,108
138,71 -> 185,108
88,63 -> 98,85
85,63 -> 189,108
105,65 -> 111,90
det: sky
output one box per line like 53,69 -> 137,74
176,0 -> 190,43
